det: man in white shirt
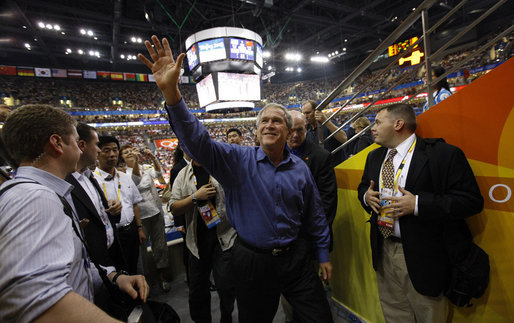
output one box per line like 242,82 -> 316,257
358,103 -> 483,322
94,135 -> 145,275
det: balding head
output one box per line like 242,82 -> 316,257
287,110 -> 307,150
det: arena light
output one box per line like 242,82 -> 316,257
263,51 -> 271,58
66,48 -> 72,53
267,65 -> 273,71
24,43 -> 31,50
78,49 -> 84,55
297,67 -> 302,72
120,54 -> 125,59
131,36 -> 136,43
87,30 -> 93,36
80,29 -> 86,35
54,25 -> 60,31
38,22 -> 45,28
285,52 -> 302,62
46,24 -> 53,30
310,56 -> 329,63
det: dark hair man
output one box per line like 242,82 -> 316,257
139,36 -> 333,323
0,105 -> 118,321
170,158 -> 237,323
358,103 -> 483,322
93,136 -> 145,275
66,123 -> 149,318
226,128 -> 242,145
302,100 -> 347,166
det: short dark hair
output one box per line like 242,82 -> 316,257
76,123 -> 96,142
98,135 -> 120,150
432,65 -> 451,93
226,128 -> 242,138
2,104 -> 76,164
303,100 -> 318,110
378,103 -> 417,132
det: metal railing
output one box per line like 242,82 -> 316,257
314,0 -> 511,155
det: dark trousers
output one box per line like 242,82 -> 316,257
232,238 -> 333,323
188,228 -> 235,323
117,221 -> 140,275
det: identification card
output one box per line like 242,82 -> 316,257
198,202 -> 221,228
378,188 -> 395,229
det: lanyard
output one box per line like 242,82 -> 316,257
192,172 -> 211,187
380,138 -> 416,194
95,170 -> 121,201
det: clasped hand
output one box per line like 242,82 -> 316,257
364,180 -> 416,217
195,183 -> 217,201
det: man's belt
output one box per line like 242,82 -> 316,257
237,237 -> 295,256
117,220 -> 136,232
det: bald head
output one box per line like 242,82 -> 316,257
287,110 -> 307,150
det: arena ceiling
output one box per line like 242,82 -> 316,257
1,0 -> 512,82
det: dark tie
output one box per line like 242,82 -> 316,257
89,173 -> 109,210
379,149 -> 397,238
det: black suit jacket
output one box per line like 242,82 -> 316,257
357,136 -> 483,296
297,139 -> 338,251
66,174 -> 126,270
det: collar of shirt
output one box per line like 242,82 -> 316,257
256,146 -> 296,167
387,133 -> 416,162
94,167 -> 117,181
16,166 -> 73,197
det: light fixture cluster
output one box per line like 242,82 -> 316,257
285,53 -> 302,61
310,56 -> 329,63
80,29 -> 95,37
120,54 -> 138,61
65,48 -> 100,57
285,67 -> 302,72
24,43 -> 31,50
130,37 -> 143,43
328,48 -> 347,59
38,22 -> 61,31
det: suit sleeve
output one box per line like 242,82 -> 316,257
418,145 -> 484,221
317,153 -> 338,225
357,151 -> 375,214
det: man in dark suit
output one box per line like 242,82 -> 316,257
66,123 -> 149,318
357,104 -> 483,322
288,110 -> 338,244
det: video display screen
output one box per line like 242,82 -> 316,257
196,74 -> 217,107
255,43 -> 263,67
218,72 -> 260,101
198,38 -> 227,63
229,38 -> 255,61
186,44 -> 199,70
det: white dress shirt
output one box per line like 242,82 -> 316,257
72,169 -> 114,248
93,167 -> 143,227
379,133 -> 419,237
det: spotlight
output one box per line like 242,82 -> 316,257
80,29 -> 86,35
87,30 -> 93,36
263,51 -> 271,58
131,37 -> 137,43
120,54 -> 125,59
297,67 -> 302,72
24,43 -> 30,48
46,24 -> 53,30
38,22 -> 45,28
54,25 -> 60,31
78,49 -> 84,54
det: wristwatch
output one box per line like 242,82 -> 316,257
191,193 -> 198,206
112,270 -> 129,285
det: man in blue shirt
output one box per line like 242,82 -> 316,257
139,36 -> 333,323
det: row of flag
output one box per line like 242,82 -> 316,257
0,65 -> 156,82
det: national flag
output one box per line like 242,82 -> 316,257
17,67 -> 35,77
0,65 -> 17,76
35,67 -> 51,78
83,70 -> 97,79
52,68 -> 67,78
68,69 -> 83,78
148,74 -> 155,82
136,73 -> 148,82
124,73 -> 136,81
97,71 -> 110,79
111,72 -> 123,81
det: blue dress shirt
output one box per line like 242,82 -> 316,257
166,99 -> 330,262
